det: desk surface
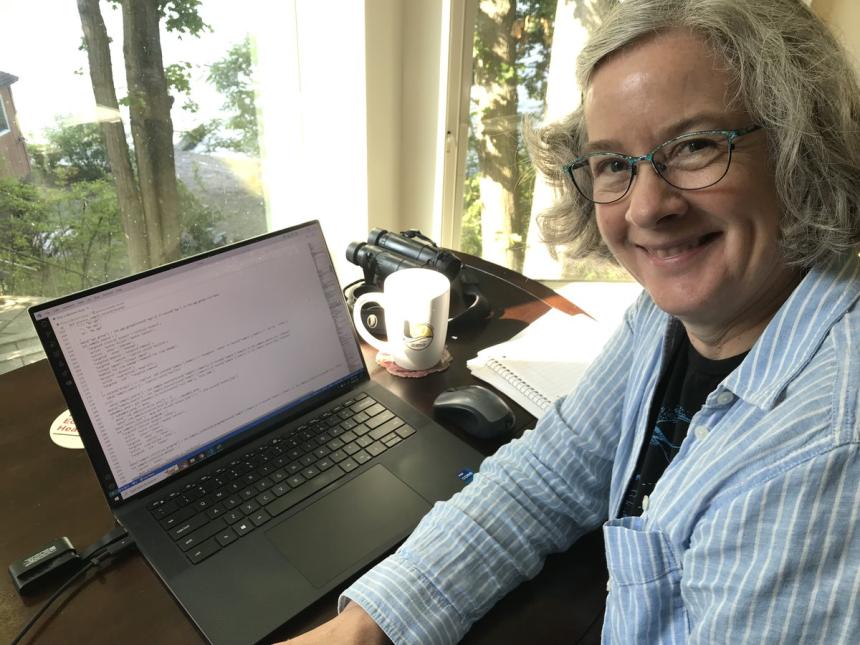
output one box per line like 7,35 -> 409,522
0,254 -> 607,644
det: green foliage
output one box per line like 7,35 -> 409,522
202,38 -> 259,155
177,180 -> 226,256
0,178 -> 128,295
29,122 -> 111,184
460,172 -> 482,256
165,61 -> 199,113
158,0 -> 210,37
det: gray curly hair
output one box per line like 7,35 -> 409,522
525,0 -> 860,267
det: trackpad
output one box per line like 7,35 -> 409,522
266,465 -> 431,587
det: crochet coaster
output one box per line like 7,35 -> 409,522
375,347 -> 453,378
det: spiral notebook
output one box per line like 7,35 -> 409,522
466,309 -> 614,418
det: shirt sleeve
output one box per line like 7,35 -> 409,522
340,304 -> 644,644
682,444 -> 860,643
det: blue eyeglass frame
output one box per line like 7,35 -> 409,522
563,124 -> 762,204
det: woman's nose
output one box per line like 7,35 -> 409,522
624,163 -> 689,228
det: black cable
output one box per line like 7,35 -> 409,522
10,560 -> 96,645
10,530 -> 136,645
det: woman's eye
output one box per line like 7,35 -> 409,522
593,157 -> 628,175
677,138 -> 716,156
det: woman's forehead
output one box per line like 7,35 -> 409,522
582,31 -> 738,143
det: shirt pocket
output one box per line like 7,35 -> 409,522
601,516 -> 688,643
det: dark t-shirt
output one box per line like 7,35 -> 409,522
621,333 -> 747,517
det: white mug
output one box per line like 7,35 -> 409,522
352,268 -> 450,371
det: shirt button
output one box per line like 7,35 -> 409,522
641,495 -> 650,511
694,426 -> 710,441
716,391 -> 735,406
606,578 -> 612,593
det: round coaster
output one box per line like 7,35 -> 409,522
49,410 -> 84,449
376,348 -> 453,378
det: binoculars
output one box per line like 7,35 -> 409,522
346,228 -> 462,288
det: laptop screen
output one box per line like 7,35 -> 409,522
31,222 -> 367,504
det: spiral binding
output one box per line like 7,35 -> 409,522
485,358 -> 553,410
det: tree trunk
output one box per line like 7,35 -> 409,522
76,0 -> 149,273
473,0 -> 523,271
122,0 -> 181,266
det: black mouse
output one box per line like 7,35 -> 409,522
432,385 -> 515,439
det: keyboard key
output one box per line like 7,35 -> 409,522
206,504 -> 225,519
286,474 -> 306,488
272,483 -> 290,496
170,512 -> 210,540
383,434 -> 402,448
364,403 -> 385,417
224,510 -> 244,524
270,469 -> 287,482
160,505 -> 196,530
353,424 -> 371,437
301,466 -> 320,480
178,519 -> 226,551
299,454 -> 316,467
343,443 -> 361,456
350,397 -> 374,413
370,418 -> 404,441
366,442 -> 387,457
340,430 -> 358,443
353,450 -> 371,465
250,509 -> 271,527
396,424 -> 416,439
317,458 -> 334,471
356,435 -> 373,448
329,449 -> 348,463
339,458 -> 359,473
240,500 -> 260,515
233,519 -> 255,536
215,529 -> 238,547
256,491 -> 276,506
151,500 -> 178,519
187,538 -> 220,564
223,495 -> 241,509
254,477 -> 274,492
366,409 -> 394,429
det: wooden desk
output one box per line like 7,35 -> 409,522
0,254 -> 607,644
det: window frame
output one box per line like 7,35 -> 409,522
0,93 -> 10,136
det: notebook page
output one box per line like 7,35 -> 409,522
467,309 -> 613,417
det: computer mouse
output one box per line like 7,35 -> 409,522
432,385 -> 515,439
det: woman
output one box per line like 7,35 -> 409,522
289,0 -> 860,642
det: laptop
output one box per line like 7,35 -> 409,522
29,220 -> 485,644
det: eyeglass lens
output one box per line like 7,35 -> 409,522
570,131 -> 734,204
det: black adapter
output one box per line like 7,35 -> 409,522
9,537 -> 82,595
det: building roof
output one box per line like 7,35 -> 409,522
0,72 -> 19,88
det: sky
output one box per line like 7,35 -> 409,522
1,0 -> 259,142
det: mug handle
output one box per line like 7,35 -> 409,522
352,292 -> 390,353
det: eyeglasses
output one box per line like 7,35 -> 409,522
563,125 -> 761,204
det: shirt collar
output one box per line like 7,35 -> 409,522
722,253 -> 860,410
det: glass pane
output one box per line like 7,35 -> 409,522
457,0 -> 632,282
1,1 -> 267,374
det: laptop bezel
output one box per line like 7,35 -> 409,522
29,220 -> 372,510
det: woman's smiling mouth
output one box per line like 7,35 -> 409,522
637,232 -> 722,260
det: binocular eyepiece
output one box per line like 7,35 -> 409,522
346,228 -> 462,286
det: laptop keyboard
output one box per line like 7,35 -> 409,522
146,392 -> 416,565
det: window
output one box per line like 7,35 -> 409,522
446,0 -> 631,282
0,1 -> 379,373
0,96 -> 9,135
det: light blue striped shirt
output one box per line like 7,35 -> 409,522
342,253 -> 860,644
